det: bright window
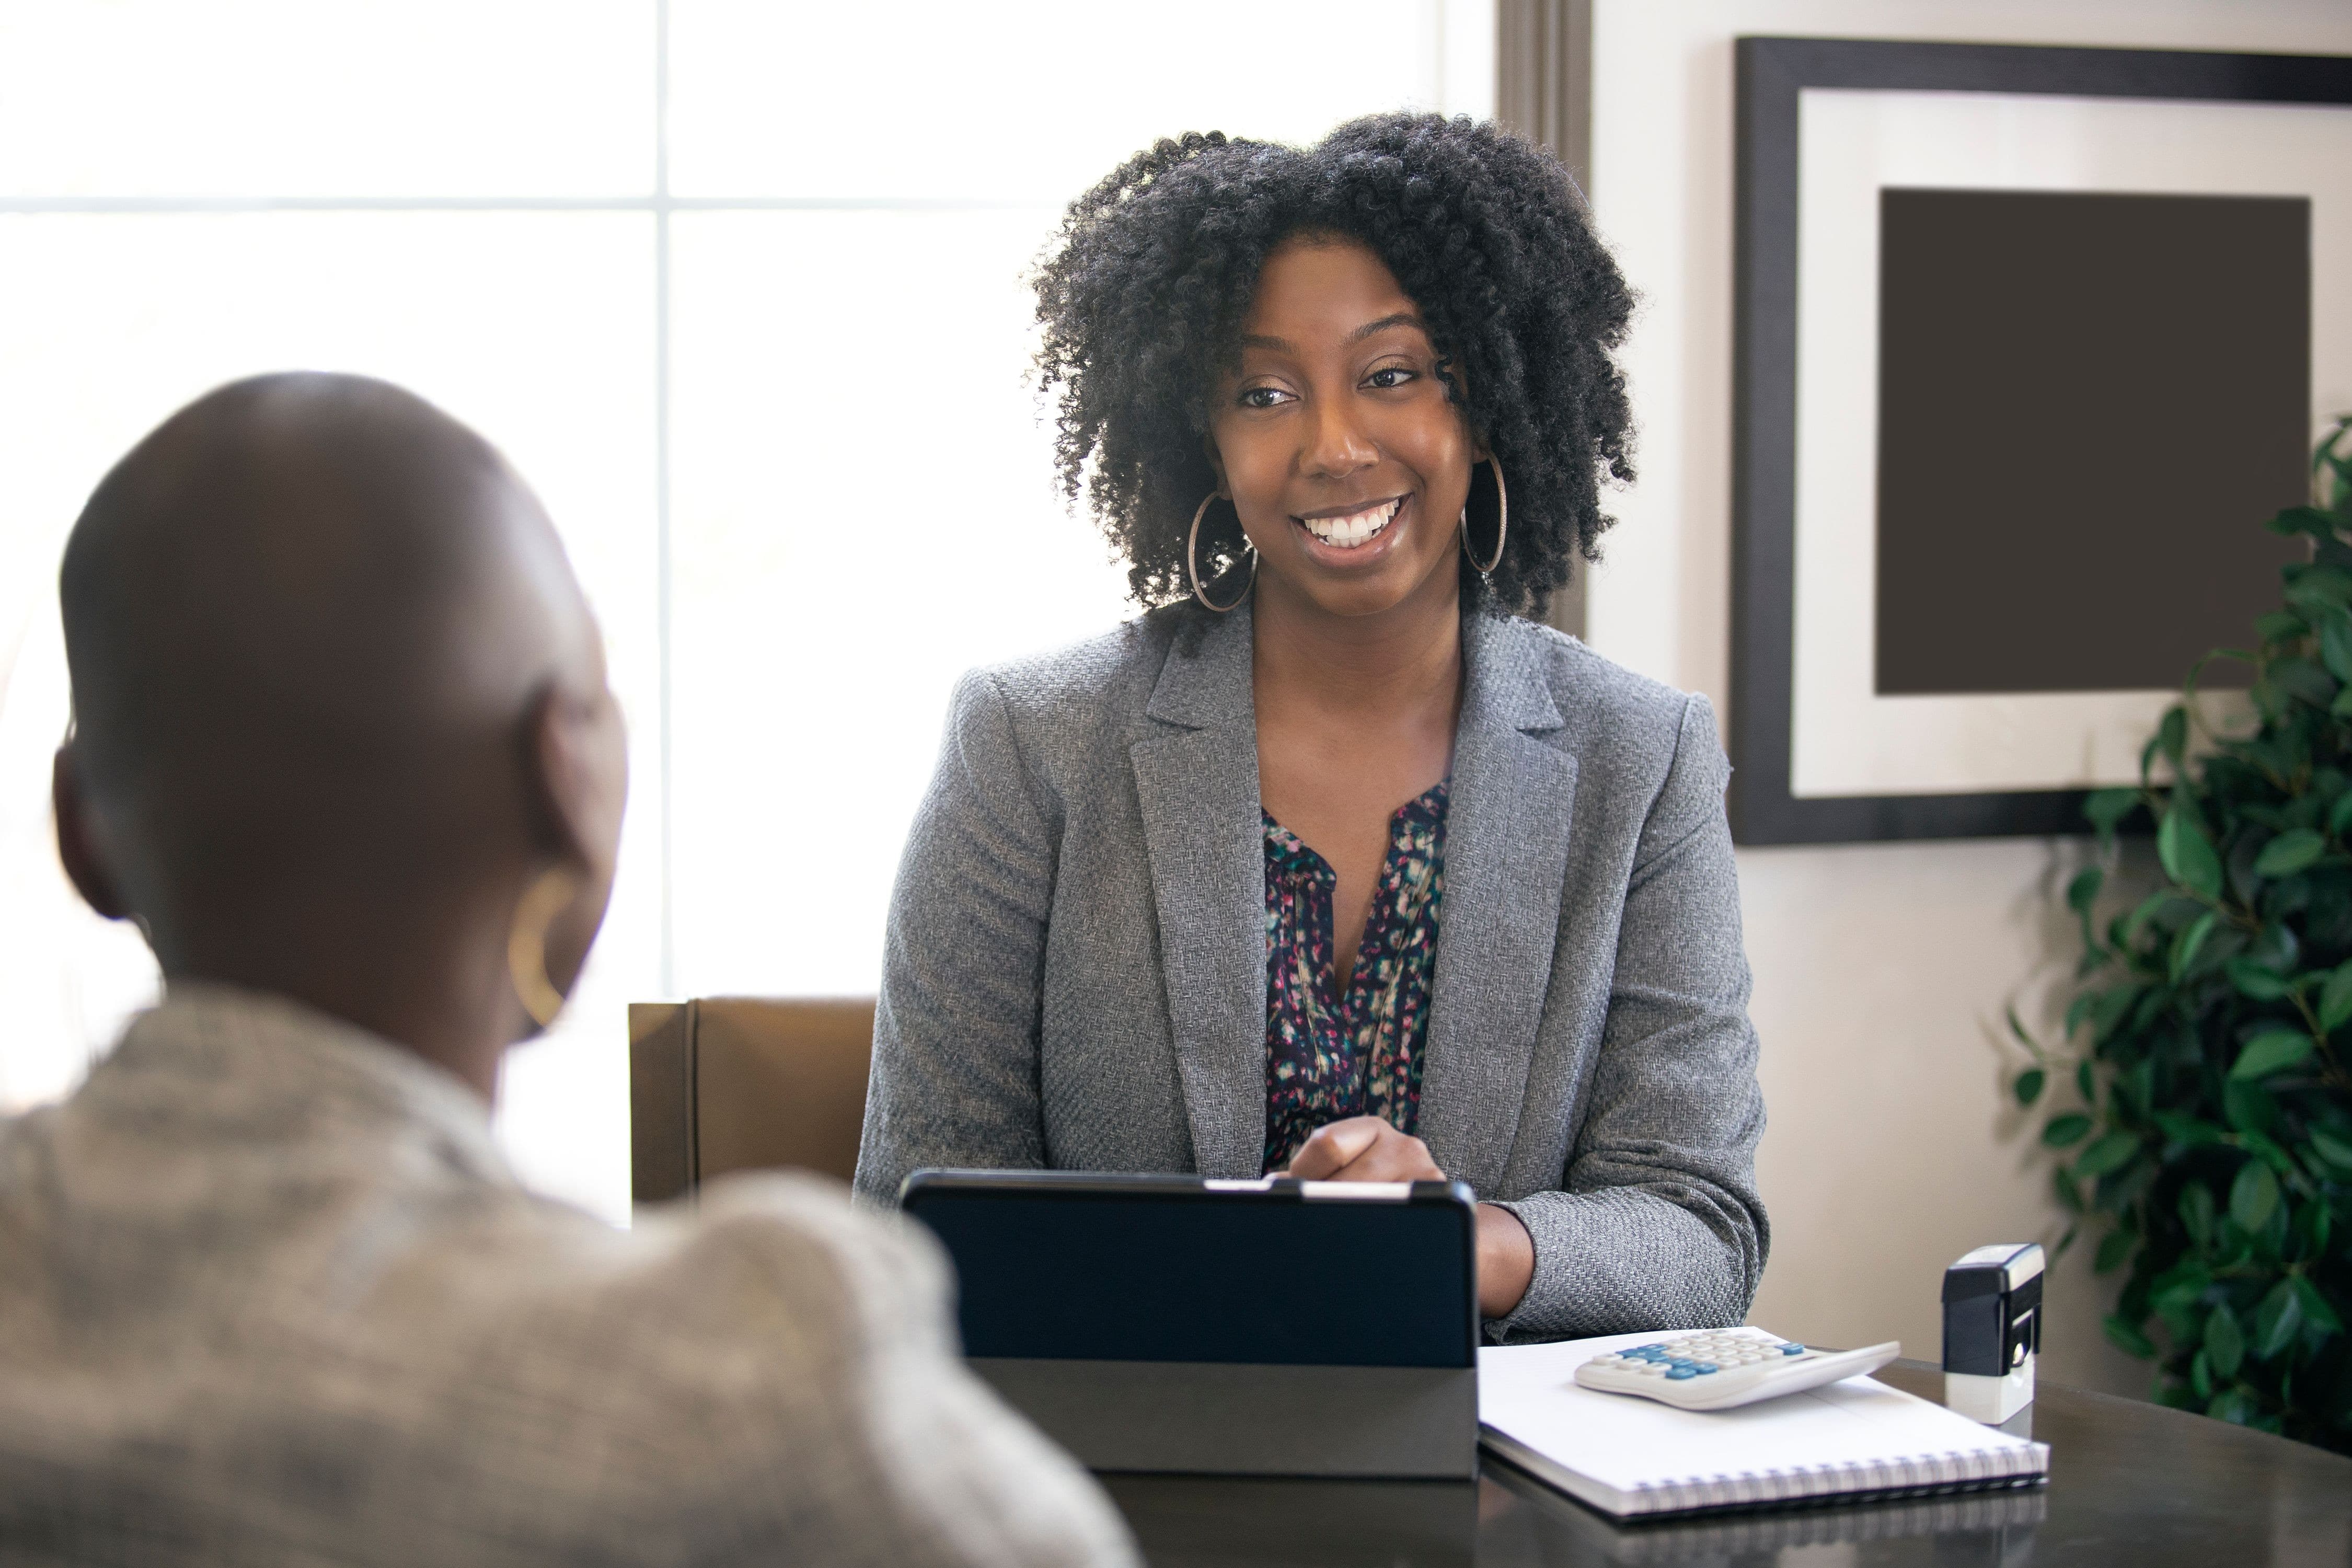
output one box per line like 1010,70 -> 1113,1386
0,1 -> 1492,1221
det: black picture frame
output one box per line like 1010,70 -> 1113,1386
1729,37 -> 2352,846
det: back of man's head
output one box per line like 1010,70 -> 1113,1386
58,372 -> 603,982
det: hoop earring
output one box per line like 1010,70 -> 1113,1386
1460,457 -> 1509,582
1187,491 -> 1258,614
507,867 -> 579,1030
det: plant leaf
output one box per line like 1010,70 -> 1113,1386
2330,790 -> 2352,837
2154,1112 -> 2227,1150
2084,788 -> 2140,837
2013,1067 -> 2045,1107
2075,1130 -> 2141,1179
2256,608 -> 2310,642
2323,963 -> 2352,1032
2255,827 -> 2327,877
2323,607 -> 2352,682
2226,958 -> 2296,1000
2104,1313 -> 2158,1359
2122,894 -> 2171,946
2270,656 -> 2337,708
2224,1078 -> 2279,1135
2159,807 -> 2225,901
2209,1387 -> 2259,1425
2170,910 -> 2219,979
2065,990 -> 2099,1039
2053,1163 -> 2084,1215
2307,1195 -> 2335,1256
2273,504 -> 2342,540
2158,705 -> 2188,766
2178,1181 -> 2217,1249
2093,1226 -> 2136,1275
2042,1113 -> 2093,1149
2232,1029 -> 2315,1080
2205,1303 -> 2246,1379
2076,1058 -> 2096,1104
2309,1125 -> 2352,1173
2242,1128 -> 2296,1175
2289,564 -> 2352,604
2230,1160 -> 2282,1233
2292,1275 -> 2344,1336
2252,1279 -> 2304,1360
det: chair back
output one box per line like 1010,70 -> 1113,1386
629,997 -> 875,1202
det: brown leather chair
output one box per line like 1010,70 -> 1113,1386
628,997 -> 875,1202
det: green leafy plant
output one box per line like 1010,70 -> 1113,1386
2012,417 -> 2352,1450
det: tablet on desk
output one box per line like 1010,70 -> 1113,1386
901,1170 -> 1480,1480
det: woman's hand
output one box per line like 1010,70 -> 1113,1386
1285,1116 -> 1536,1321
1284,1115 -> 1445,1182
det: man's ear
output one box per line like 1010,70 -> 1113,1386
53,743 -> 131,921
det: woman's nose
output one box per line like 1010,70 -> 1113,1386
1301,398 -> 1377,480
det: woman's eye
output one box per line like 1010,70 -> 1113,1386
1366,366 -> 1416,389
1238,386 -> 1289,410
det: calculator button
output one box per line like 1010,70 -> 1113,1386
1666,1368 -> 1697,1380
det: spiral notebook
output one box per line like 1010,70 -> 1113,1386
1479,1332 -> 2049,1518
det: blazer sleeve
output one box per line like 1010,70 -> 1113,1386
1486,694 -> 1769,1340
855,671 -> 1057,1206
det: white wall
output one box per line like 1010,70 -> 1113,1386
1584,0 -> 2352,1397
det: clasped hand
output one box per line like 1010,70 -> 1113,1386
1282,1116 -> 1536,1321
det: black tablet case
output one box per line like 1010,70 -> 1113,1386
902,1170 -> 1479,1479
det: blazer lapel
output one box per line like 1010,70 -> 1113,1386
1417,615 -> 1578,1194
1130,606 -> 1269,1178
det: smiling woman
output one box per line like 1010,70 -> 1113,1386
854,114 -> 1767,1341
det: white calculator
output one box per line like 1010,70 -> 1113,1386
1573,1328 -> 1902,1412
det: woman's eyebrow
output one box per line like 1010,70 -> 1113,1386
1238,313 -> 1428,356
1347,312 -> 1426,344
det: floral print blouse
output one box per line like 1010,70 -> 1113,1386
1261,780 -> 1449,1172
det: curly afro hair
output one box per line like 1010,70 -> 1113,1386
1032,112 -> 1634,621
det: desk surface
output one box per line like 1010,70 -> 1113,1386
1101,1359 -> 2352,1566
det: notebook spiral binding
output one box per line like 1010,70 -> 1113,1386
1633,1445 -> 2046,1515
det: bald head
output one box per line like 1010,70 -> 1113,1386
58,372 -> 614,986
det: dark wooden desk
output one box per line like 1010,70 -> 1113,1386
1101,1359 -> 2352,1566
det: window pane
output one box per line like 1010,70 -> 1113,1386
666,208 -> 1132,997
0,3 -> 654,197
668,0 -> 1449,200
0,212 -> 659,1221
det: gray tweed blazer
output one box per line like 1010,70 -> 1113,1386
855,600 -> 1767,1341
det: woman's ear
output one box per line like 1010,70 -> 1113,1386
516,675 -> 628,1018
1200,432 -> 1229,497
526,681 -> 627,886
52,743 -> 132,923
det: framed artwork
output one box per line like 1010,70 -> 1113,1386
1729,38 -> 2352,844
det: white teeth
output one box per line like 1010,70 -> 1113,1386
1302,498 -> 1401,548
